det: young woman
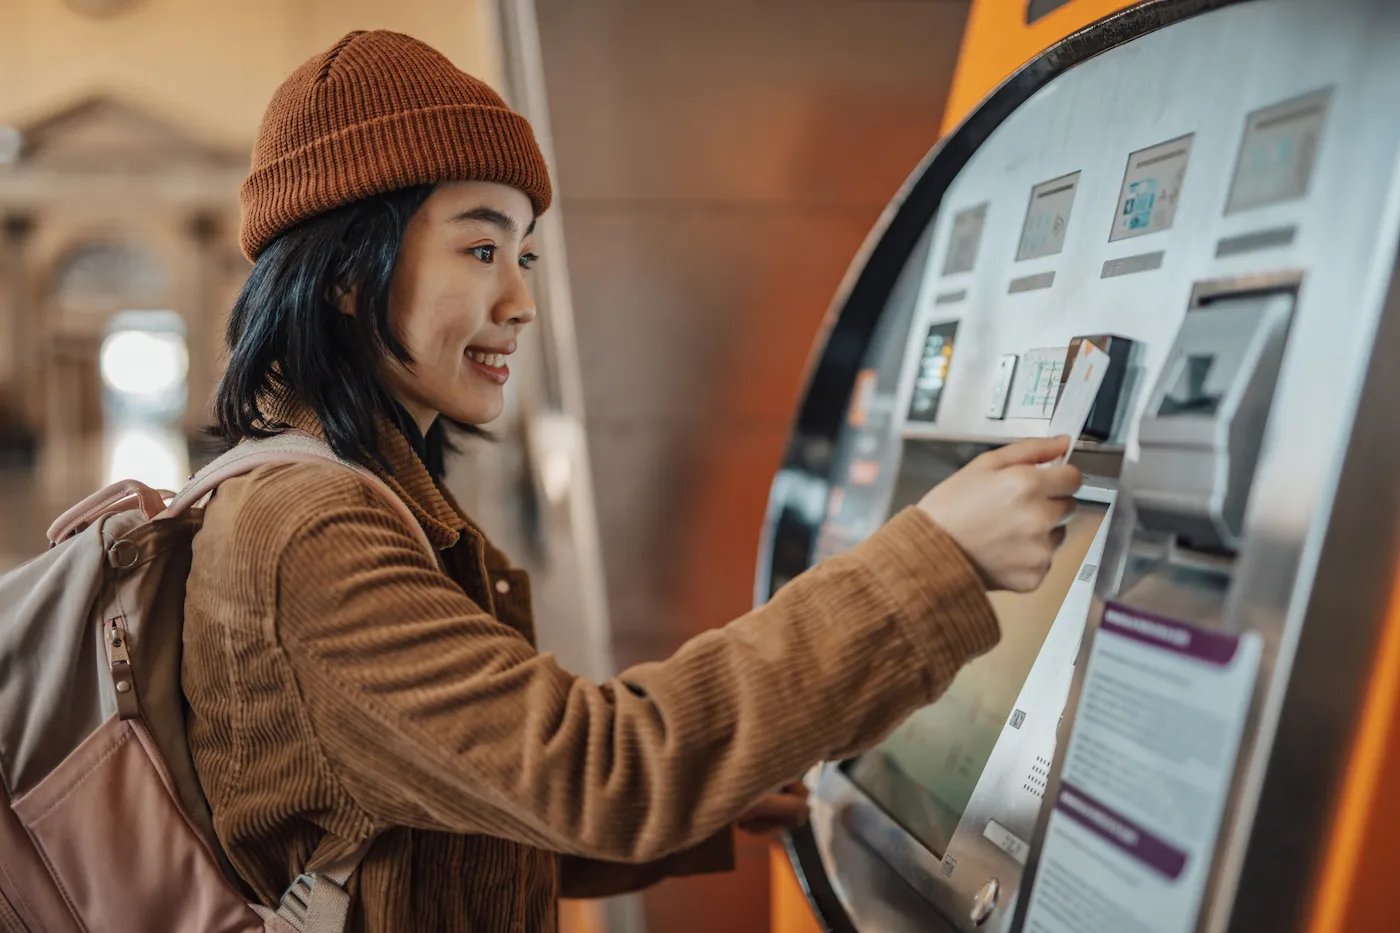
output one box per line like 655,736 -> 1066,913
183,30 -> 1081,932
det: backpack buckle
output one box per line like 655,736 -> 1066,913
278,873 -> 315,927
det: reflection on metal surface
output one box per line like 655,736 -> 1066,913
969,878 -> 999,926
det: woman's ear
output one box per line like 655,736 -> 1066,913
330,281 -> 357,317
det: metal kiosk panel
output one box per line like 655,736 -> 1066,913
755,2 -> 1400,932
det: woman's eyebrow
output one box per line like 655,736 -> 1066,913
449,207 -> 520,235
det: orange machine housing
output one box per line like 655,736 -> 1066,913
940,0 -> 1147,134
1307,562 -> 1400,932
768,1 -> 1144,930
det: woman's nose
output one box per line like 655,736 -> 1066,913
497,269 -> 538,327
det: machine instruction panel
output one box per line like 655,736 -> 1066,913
1005,347 -> 1069,420
1226,88 -> 1331,214
943,202 -> 990,275
1017,172 -> 1081,261
1111,136 -> 1193,241
1021,604 -> 1262,933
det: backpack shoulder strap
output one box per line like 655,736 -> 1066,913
275,835 -> 372,933
161,431 -> 436,559
168,434 -> 411,931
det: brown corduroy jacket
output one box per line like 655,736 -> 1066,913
182,404 -> 1000,932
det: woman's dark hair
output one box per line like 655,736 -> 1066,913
216,184 -> 480,480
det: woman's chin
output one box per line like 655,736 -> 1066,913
440,397 -> 503,427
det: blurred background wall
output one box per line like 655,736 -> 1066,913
0,0 -> 499,569
0,0 -> 971,929
526,0 -> 970,929
0,0 -> 493,146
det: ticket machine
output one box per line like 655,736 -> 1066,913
755,1 -> 1400,931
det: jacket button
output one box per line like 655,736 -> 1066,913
494,578 -> 510,595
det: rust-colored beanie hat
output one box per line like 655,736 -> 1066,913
239,30 -> 552,260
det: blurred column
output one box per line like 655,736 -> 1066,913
485,3 -> 639,933
2,213 -> 34,438
487,0 -> 616,686
187,211 -> 221,438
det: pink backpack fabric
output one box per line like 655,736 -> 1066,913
0,432 -> 433,933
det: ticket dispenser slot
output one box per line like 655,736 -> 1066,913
1133,287 -> 1296,554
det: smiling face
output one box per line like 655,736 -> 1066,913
382,180 -> 539,431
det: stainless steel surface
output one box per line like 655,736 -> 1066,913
768,1 -> 1400,931
1050,7 -> 1400,931
1214,212 -> 1400,933
808,764 -> 961,933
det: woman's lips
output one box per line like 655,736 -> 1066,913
466,347 -> 510,384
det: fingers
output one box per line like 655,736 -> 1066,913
1033,463 -> 1083,498
1045,494 -> 1078,529
748,793 -> 810,823
739,796 -> 811,836
979,435 -> 1071,469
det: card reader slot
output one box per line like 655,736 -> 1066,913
1131,279 -> 1299,554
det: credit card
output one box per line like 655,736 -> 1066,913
1046,339 -> 1111,465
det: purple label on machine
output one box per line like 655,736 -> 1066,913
1101,601 -> 1242,666
1055,782 -> 1188,881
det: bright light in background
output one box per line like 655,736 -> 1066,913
100,311 -> 190,491
530,413 -> 578,505
0,126 -> 20,165
105,425 -> 187,491
99,329 -> 188,399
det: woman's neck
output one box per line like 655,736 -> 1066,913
396,397 -> 439,436
389,399 -> 435,461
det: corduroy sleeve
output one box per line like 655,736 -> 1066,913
266,471 -> 998,864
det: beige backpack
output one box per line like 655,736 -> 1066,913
0,432 -> 433,933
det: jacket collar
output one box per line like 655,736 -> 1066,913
263,395 -> 466,551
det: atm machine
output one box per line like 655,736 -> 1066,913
755,1 -> 1400,931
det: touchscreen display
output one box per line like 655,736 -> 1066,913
905,322 -> 960,423
845,450 -> 1107,857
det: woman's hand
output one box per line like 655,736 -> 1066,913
918,436 -> 1082,592
737,782 -> 811,838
